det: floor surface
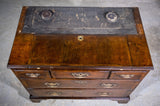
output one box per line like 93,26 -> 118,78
0,0 -> 160,106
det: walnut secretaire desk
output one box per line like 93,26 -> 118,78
7,6 -> 153,103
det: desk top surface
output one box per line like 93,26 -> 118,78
22,7 -> 137,35
8,7 -> 153,70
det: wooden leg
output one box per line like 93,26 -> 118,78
30,98 -> 41,103
117,96 -> 130,104
118,99 -> 129,104
30,95 -> 41,103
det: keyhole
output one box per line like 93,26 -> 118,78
78,36 -> 84,41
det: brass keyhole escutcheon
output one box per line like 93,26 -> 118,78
78,35 -> 84,41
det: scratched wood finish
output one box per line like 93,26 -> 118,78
22,7 -> 137,35
8,7 -> 153,70
8,7 -> 153,103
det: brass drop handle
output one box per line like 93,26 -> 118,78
25,73 -> 40,78
44,82 -> 60,88
120,74 -> 135,79
71,72 -> 89,78
101,83 -> 118,88
98,92 -> 111,96
47,92 -> 62,96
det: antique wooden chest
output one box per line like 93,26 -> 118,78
8,6 -> 153,103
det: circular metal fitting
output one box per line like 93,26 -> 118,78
78,35 -> 84,41
40,10 -> 54,20
106,12 -> 118,22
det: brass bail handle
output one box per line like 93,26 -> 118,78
120,74 -> 135,78
25,73 -> 40,78
71,72 -> 89,78
44,82 -> 60,87
101,83 -> 118,88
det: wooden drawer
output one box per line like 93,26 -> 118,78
110,71 -> 148,80
14,70 -> 51,79
29,89 -> 132,97
51,70 -> 109,79
21,79 -> 139,89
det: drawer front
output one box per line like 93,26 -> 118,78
14,70 -> 51,79
21,79 -> 139,89
51,70 -> 109,79
110,71 -> 148,80
29,89 -> 132,97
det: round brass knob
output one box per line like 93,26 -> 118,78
106,12 -> 118,22
40,10 -> 53,20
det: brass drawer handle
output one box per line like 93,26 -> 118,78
120,74 -> 135,78
98,92 -> 112,96
101,83 -> 118,88
44,82 -> 60,88
71,72 -> 89,78
47,92 -> 62,96
74,80 -> 88,84
25,73 -> 40,78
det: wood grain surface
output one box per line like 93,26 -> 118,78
8,7 -> 153,70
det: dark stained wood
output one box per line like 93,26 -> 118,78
20,79 -> 139,89
8,7 -> 153,104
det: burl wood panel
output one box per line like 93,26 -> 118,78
30,35 -> 131,66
